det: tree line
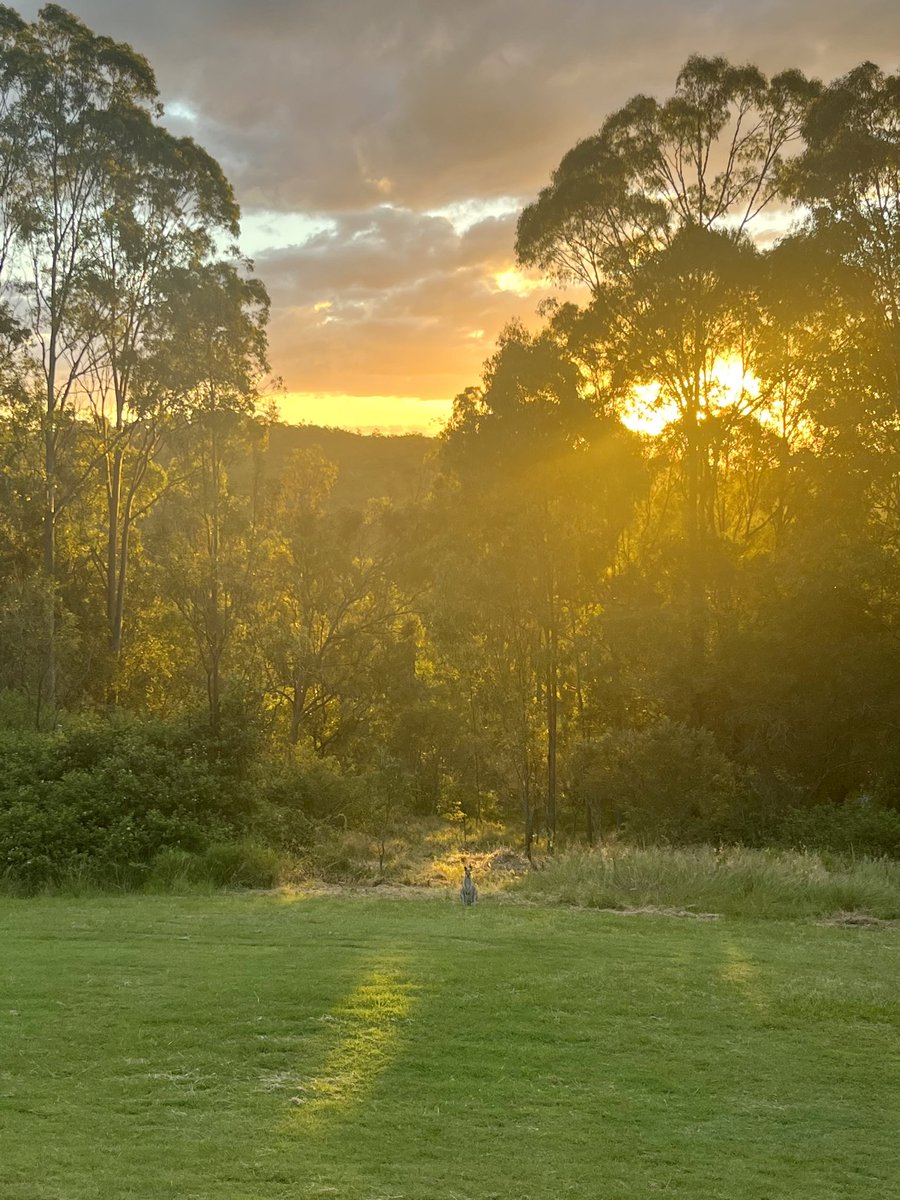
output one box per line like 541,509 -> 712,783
1,8 -> 898,879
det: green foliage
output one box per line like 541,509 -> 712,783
775,801 -> 900,859
0,715 -> 250,890
249,752 -> 361,850
197,840 -> 284,889
569,720 -> 742,841
145,841 -> 284,891
145,846 -> 208,891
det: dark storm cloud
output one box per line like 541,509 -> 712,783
12,1 -> 900,404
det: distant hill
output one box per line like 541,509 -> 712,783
263,423 -> 437,510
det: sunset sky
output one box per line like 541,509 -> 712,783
17,1 -> 900,433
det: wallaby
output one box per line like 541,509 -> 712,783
460,863 -> 478,906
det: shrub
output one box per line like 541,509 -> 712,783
776,801 -> 900,859
146,847 -> 206,890
0,714 -> 246,890
200,841 -> 284,888
569,721 -> 743,843
250,751 -> 360,837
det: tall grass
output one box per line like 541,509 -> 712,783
511,844 -> 900,919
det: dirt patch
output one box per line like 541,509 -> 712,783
279,881 -> 448,902
263,882 -> 723,919
818,911 -> 900,930
427,846 -> 530,877
600,905 -> 720,920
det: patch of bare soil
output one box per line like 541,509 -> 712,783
281,881 -> 447,901
818,911 -> 900,930
599,905 -> 720,920
266,881 -> 722,918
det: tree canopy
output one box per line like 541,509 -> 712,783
0,27 -> 898,879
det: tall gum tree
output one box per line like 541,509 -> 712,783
0,8 -> 28,362
792,63 -> 900,403
0,5 -> 265,716
516,56 -> 819,723
440,323 -> 642,852
77,116 -> 242,677
148,260 -> 269,736
254,448 -> 417,754
0,4 -> 158,712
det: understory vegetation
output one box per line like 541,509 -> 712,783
511,845 -> 900,921
2,710 -> 900,923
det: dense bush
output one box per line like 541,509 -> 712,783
568,723 -> 900,859
0,715 -> 249,889
569,720 -> 743,843
5,703 -> 897,896
145,841 -> 285,891
198,841 -> 285,888
0,717 -> 382,891
775,800 -> 900,859
249,751 -> 362,851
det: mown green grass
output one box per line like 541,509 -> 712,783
1,892 -> 898,1200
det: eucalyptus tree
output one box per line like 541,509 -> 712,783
147,260 -> 269,735
787,63 -> 900,597
0,7 -> 28,368
7,2 -> 159,559
516,56 -> 819,721
791,63 -> 900,403
0,5 -> 158,708
251,445 -> 424,760
0,5 -> 270,717
738,70 -> 900,798
440,323 -> 641,851
78,119 -> 242,669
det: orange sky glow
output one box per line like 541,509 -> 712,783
277,392 -> 453,436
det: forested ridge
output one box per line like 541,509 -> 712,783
1,6 -> 898,887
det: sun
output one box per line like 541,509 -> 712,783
621,383 -> 679,436
620,357 -> 760,435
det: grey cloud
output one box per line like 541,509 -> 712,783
257,207 -> 459,300
257,205 -> 543,394
256,206 -> 517,304
15,1 -> 900,213
458,215 -> 519,267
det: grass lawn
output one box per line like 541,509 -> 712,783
1,892 -> 898,1200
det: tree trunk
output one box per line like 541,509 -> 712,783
107,444 -> 122,653
468,684 -> 482,824
41,379 -> 58,720
546,635 -> 558,852
522,766 -> 534,863
685,379 -> 706,727
208,412 -> 222,735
